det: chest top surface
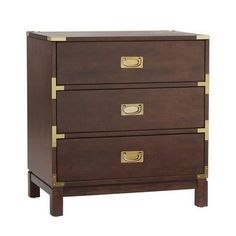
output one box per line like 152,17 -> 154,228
27,30 -> 209,42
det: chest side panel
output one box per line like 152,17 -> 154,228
27,37 -> 53,185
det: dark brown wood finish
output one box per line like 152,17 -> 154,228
65,128 -> 198,139
27,31 -> 209,216
30,172 -> 52,194
63,180 -> 196,197
62,175 -> 196,187
28,31 -> 198,42
57,87 -> 204,133
204,40 -> 209,167
204,40 -> 209,74
50,188 -> 63,216
27,37 -> 53,186
57,134 -> 204,182
57,41 -> 204,85
30,172 -> 196,198
65,81 -> 198,90
28,171 -> 40,198
195,179 -> 208,207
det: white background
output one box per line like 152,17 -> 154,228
0,0 -> 235,235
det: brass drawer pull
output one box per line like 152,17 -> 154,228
121,103 -> 144,116
121,56 -> 143,68
121,151 -> 144,163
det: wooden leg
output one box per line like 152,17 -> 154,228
195,179 -> 208,207
28,172 -> 40,198
50,188 -> 63,216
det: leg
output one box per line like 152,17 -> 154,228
50,187 -> 63,216
28,171 -> 40,198
195,179 -> 208,207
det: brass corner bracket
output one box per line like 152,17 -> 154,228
196,34 -> 210,40
197,120 -> 209,140
51,77 -> 64,99
52,174 -> 65,187
52,126 -> 65,147
47,36 -> 66,41
197,166 -> 208,180
198,74 -> 209,94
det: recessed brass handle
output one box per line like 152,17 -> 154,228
121,103 -> 144,116
121,151 -> 144,163
121,56 -> 143,68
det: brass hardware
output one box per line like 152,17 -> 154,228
52,174 -> 65,187
121,56 -> 143,68
52,126 -> 65,148
51,77 -> 64,99
197,120 -> 209,141
47,36 -> 67,41
121,151 -> 144,163
121,103 -> 144,116
196,34 -> 210,40
198,74 -> 209,94
197,166 -> 208,180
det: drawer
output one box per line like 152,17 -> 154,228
57,87 -> 204,133
57,133 -> 204,182
57,41 -> 204,85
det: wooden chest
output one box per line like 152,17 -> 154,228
27,31 -> 209,216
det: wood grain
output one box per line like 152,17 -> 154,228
63,180 -> 196,196
27,37 -> 53,186
57,87 -> 205,133
57,41 -> 204,85
27,31 -> 209,215
57,134 -> 204,182
28,172 -> 40,198
50,188 -> 63,216
195,179 -> 208,207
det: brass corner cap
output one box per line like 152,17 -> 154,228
197,166 -> 208,180
52,174 -> 65,187
196,34 -> 210,40
47,36 -> 67,41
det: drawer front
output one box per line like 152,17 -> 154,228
57,134 -> 204,182
57,41 -> 204,85
57,87 -> 204,133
